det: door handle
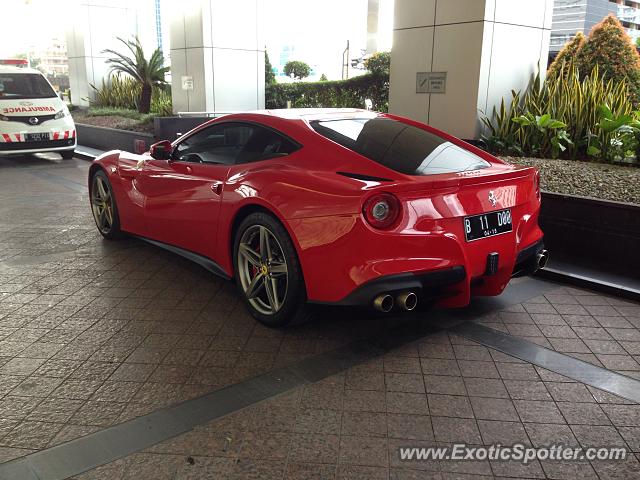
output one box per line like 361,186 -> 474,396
211,182 -> 223,195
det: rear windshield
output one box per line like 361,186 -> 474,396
310,117 -> 490,175
0,73 -> 56,99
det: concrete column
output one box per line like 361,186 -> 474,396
367,0 -> 380,54
389,0 -> 553,139
66,0 -> 139,107
168,0 -> 264,114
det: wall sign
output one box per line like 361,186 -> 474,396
181,76 -> 194,91
416,72 -> 447,94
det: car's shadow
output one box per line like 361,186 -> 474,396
0,152 -> 67,168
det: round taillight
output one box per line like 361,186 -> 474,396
363,193 -> 401,229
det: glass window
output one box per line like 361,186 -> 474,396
174,124 -> 254,165
311,117 -> 490,176
235,126 -> 300,164
0,74 -> 57,99
175,123 -> 300,165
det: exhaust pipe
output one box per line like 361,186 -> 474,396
397,292 -> 418,311
536,250 -> 549,270
373,294 -> 394,313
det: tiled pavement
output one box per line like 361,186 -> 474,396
1,155 -> 640,479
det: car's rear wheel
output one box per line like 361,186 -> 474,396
233,212 -> 307,327
61,150 -> 74,160
90,170 -> 122,239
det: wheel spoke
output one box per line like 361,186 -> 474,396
270,261 -> 287,275
96,178 -> 107,198
104,205 -> 113,226
259,226 -> 272,262
239,244 -> 261,267
264,277 -> 278,311
246,272 -> 265,299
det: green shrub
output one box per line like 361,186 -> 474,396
364,51 -> 391,77
482,65 -> 636,162
577,15 -> 640,104
86,107 -> 155,124
90,74 -> 173,116
266,73 -> 389,112
547,32 -> 586,80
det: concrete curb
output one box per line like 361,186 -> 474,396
536,267 -> 640,303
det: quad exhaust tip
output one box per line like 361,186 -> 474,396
373,294 -> 394,313
397,291 -> 418,311
536,249 -> 549,270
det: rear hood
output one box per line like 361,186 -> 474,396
0,98 -> 62,116
385,164 -> 538,219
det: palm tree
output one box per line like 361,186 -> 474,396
102,37 -> 169,114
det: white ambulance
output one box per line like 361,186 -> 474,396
0,65 -> 76,158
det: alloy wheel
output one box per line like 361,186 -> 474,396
91,175 -> 114,234
237,225 -> 289,315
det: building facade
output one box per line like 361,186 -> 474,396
551,0 -> 640,52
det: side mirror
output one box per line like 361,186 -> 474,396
149,140 -> 173,160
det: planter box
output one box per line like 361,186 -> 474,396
76,123 -> 155,154
154,116 -> 210,142
540,191 -> 640,270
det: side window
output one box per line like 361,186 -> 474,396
173,123 -> 254,165
235,126 -> 300,164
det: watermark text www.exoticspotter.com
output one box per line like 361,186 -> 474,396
399,444 -> 627,464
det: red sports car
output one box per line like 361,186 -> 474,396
89,109 -> 548,326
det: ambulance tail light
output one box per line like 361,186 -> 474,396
54,109 -> 70,120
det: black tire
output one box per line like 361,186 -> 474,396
233,212 -> 308,327
90,169 -> 123,240
61,149 -> 74,160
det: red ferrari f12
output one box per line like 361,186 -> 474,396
89,109 -> 548,326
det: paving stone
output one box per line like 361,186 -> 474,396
428,394 -> 474,418
431,416 -> 481,444
514,400 -> 565,424
463,377 -> 509,398
469,396 -> 519,421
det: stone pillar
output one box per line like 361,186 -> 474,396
389,0 -> 553,139
66,0 -> 139,107
367,0 -> 380,54
168,0 -> 264,114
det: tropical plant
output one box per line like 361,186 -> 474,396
284,60 -> 311,81
90,74 -> 172,116
512,113 -> 572,159
586,104 -> 638,161
482,65 -> 635,162
102,36 -> 169,113
365,51 -> 391,77
547,32 -> 586,80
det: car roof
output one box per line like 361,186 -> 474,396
264,108 -> 378,122
0,66 -> 43,75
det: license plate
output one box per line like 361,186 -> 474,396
25,133 -> 49,142
464,209 -> 512,241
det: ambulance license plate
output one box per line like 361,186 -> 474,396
25,133 -> 49,142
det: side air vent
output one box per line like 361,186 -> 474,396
337,171 -> 393,182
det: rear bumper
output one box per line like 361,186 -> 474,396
315,240 -> 546,308
315,266 -> 467,307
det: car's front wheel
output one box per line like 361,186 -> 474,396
90,170 -> 123,239
233,212 -> 307,327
